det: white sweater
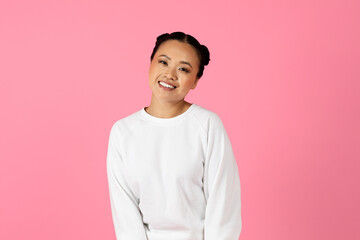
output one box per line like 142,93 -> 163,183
106,103 -> 242,240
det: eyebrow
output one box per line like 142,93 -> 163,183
158,54 -> 193,69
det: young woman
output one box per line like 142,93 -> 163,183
107,32 -> 242,240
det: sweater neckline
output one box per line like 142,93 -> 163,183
139,103 -> 197,125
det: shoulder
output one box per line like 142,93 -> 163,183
190,104 -> 225,131
109,109 -> 143,140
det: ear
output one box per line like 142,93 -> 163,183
191,77 -> 200,90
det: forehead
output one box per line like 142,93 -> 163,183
156,40 -> 199,63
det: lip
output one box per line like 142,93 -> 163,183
158,81 -> 177,91
158,80 -> 177,88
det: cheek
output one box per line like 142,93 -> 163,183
148,68 -> 156,80
150,72 -> 158,82
183,76 -> 197,87
149,65 -> 161,79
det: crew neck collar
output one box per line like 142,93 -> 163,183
138,103 -> 197,126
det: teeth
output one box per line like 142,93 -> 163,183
159,81 -> 175,89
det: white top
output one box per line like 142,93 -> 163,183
106,103 -> 242,240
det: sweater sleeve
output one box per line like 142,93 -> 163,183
203,115 -> 242,240
106,124 -> 148,240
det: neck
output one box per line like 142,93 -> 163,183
145,98 -> 192,119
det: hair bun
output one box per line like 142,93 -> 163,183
200,45 -> 210,66
157,33 -> 170,42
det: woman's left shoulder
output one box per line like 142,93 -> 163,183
191,104 -> 225,128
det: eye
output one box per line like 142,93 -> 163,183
158,60 -> 167,65
179,67 -> 189,73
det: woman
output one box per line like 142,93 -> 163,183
106,32 -> 242,240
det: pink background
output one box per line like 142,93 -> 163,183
1,0 -> 359,239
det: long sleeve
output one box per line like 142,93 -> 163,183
106,124 -> 148,240
203,115 -> 242,240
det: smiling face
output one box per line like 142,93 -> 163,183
148,40 -> 200,104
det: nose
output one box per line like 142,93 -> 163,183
165,67 -> 178,81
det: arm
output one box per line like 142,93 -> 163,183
203,115 -> 242,240
106,123 -> 148,240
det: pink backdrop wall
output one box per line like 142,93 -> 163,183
1,0 -> 359,239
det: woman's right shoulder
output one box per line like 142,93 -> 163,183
109,109 -> 143,137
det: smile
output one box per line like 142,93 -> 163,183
158,81 -> 176,89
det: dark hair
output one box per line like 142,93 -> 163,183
150,31 -> 210,79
